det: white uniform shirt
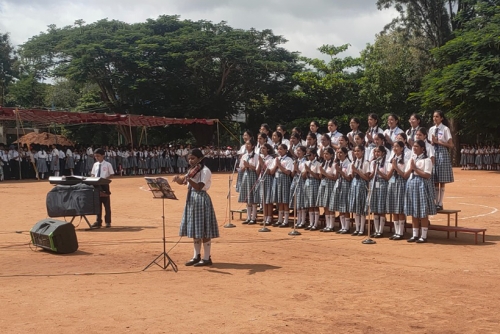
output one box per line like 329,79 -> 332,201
189,166 -> 212,191
383,127 -> 404,143
91,160 -> 114,179
405,155 -> 432,179
349,159 -> 370,177
429,124 -> 452,144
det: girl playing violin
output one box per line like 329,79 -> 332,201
174,149 -> 219,267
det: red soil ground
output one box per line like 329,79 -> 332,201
1,169 -> 499,333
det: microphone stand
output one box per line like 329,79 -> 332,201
224,157 -> 239,228
362,159 -> 380,245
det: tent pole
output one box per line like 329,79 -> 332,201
15,108 -> 22,180
217,120 -> 221,171
128,114 -> 134,151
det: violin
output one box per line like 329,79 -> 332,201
186,157 -> 205,178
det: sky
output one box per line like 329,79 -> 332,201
0,0 -> 398,59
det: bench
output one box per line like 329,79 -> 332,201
230,209 -> 247,220
436,209 -> 461,237
428,225 -> 487,244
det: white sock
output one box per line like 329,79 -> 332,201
314,212 -> 319,227
55,171 -> 59,176
373,215 -> 380,233
308,211 -> 314,226
421,227 -> 429,239
284,211 -> 289,224
439,187 -> 445,206
379,216 -> 386,233
412,228 -> 419,238
329,215 -> 335,229
246,205 -> 252,220
354,214 -> 360,231
251,205 -> 257,220
202,240 -> 211,260
435,186 -> 440,205
344,216 -> 350,231
340,216 -> 345,230
193,239 -> 201,258
328,215 -> 334,228
393,221 -> 399,235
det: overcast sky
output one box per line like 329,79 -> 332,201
0,0 -> 398,59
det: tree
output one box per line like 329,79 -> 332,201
291,44 -> 362,131
376,0 -> 477,48
419,1 -> 500,144
18,16 -> 301,144
0,31 -> 18,106
358,31 -> 432,126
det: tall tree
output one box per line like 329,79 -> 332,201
359,31 -> 431,125
419,1 -> 500,144
376,0 -> 477,48
18,16 -> 300,144
0,32 -> 17,106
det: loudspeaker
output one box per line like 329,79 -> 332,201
30,219 -> 79,254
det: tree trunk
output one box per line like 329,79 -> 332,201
449,118 -> 460,166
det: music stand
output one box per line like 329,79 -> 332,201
143,177 -> 179,272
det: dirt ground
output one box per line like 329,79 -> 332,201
0,169 -> 499,333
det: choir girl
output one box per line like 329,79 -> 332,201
326,119 -> 343,149
238,139 -> 260,225
317,147 -> 337,232
303,148 -> 321,230
332,147 -> 352,234
347,117 -> 362,147
291,146 -> 308,228
406,113 -> 422,146
429,110 -> 454,211
368,146 -> 390,238
383,113 -> 404,145
271,144 -> 294,227
347,145 -> 370,235
386,141 -> 408,240
404,140 -> 436,243
258,144 -> 276,226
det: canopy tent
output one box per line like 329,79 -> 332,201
0,107 -> 217,126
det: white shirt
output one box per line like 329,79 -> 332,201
405,155 -> 432,179
349,159 -> 370,177
239,152 -> 259,169
429,124 -> 452,144
328,131 -> 343,147
189,166 -> 212,191
275,155 -> 294,174
66,149 -> 73,157
91,160 -> 115,179
383,127 -> 404,143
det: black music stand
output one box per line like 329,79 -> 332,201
143,177 -> 179,272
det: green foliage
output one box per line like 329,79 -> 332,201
5,74 -> 49,108
0,31 -> 18,105
419,1 -> 500,140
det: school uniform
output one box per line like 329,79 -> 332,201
58,149 -> 66,173
429,124 -> 454,183
179,166 -> 219,239
272,155 -> 294,204
86,147 -> 94,174
303,159 -> 321,209
289,157 -> 307,210
386,156 -> 407,215
383,127 -> 404,144
90,159 -> 114,227
368,159 -> 390,214
327,131 -> 343,147
316,162 -> 336,209
238,152 -> 260,204
331,159 -> 351,213
50,148 -> 60,172
347,159 -> 370,216
404,155 -> 437,218
259,155 -> 275,205
406,127 -> 419,144
65,149 -> 75,169
366,127 -> 384,156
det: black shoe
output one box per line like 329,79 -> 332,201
194,257 -> 212,267
105,223 -> 111,228
279,222 -> 289,228
296,223 -> 306,229
370,233 -> 377,238
407,236 -> 419,243
264,221 -> 272,226
90,222 -> 102,229
416,237 -> 427,243
336,229 -> 344,234
351,231 -> 359,236
273,222 -> 282,227
248,220 -> 256,225
340,230 -> 350,234
436,205 -> 443,211
392,235 -> 403,240
242,220 -> 250,225
310,226 -> 319,231
374,233 -> 383,238
304,225 -> 312,230
185,255 -> 201,266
